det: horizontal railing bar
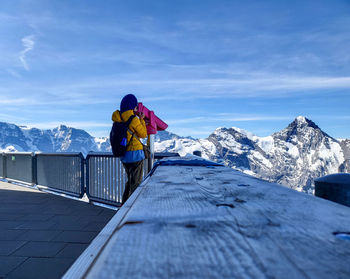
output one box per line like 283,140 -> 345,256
6,178 -> 34,187
86,152 -> 114,157
3,152 -> 83,157
88,196 -> 121,207
37,185 -> 83,198
2,151 -> 176,160
35,152 -> 83,157
3,152 -> 34,155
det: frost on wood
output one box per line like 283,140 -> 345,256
82,162 -> 350,279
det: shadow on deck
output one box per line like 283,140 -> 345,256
0,181 -> 115,279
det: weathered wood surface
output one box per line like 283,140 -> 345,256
66,159 -> 350,279
62,177 -> 149,279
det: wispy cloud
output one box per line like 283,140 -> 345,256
19,35 -> 35,70
48,74 -> 350,101
1,72 -> 350,108
6,69 -> 22,78
167,115 -> 292,125
0,96 -> 36,105
0,12 -> 18,23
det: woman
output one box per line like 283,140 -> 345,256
112,94 -> 147,204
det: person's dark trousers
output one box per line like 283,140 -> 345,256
122,160 -> 144,204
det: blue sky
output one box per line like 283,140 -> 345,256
0,0 -> 350,139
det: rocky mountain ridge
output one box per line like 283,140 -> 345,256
0,122 -> 102,155
0,117 -> 349,192
153,116 -> 350,192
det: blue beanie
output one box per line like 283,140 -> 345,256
120,94 -> 138,113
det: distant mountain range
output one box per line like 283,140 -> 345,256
0,123 -> 110,155
0,117 -> 349,192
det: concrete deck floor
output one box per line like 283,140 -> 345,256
0,180 -> 116,279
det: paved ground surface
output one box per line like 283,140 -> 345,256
0,180 -> 116,279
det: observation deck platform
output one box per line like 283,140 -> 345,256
0,181 -> 115,279
65,157 -> 350,279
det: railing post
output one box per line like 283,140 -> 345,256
3,153 -> 7,179
147,134 -> 154,173
32,153 -> 37,185
4,153 -> 7,178
80,153 -> 89,198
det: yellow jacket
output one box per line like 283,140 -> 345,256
112,109 -> 147,151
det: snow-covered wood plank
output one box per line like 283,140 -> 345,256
67,158 -> 350,279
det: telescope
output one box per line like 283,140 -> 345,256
136,102 -> 168,135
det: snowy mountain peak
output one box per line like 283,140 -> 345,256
230,127 -> 255,140
212,128 -> 240,141
54,124 -> 69,131
292,116 -> 319,129
296,115 -> 307,123
273,116 -> 328,143
213,127 -> 253,139
213,127 -> 227,135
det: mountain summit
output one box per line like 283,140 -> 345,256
274,116 -> 330,142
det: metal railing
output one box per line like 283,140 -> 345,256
0,151 -> 169,206
0,151 -> 178,206
86,153 -> 150,206
36,153 -> 85,198
4,152 -> 35,184
86,153 -> 126,205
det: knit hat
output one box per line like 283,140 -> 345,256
120,94 -> 138,113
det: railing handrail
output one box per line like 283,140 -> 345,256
35,152 -> 83,157
3,152 -> 34,155
86,152 -> 114,157
2,151 -> 179,159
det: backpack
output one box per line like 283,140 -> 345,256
110,114 -> 136,157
